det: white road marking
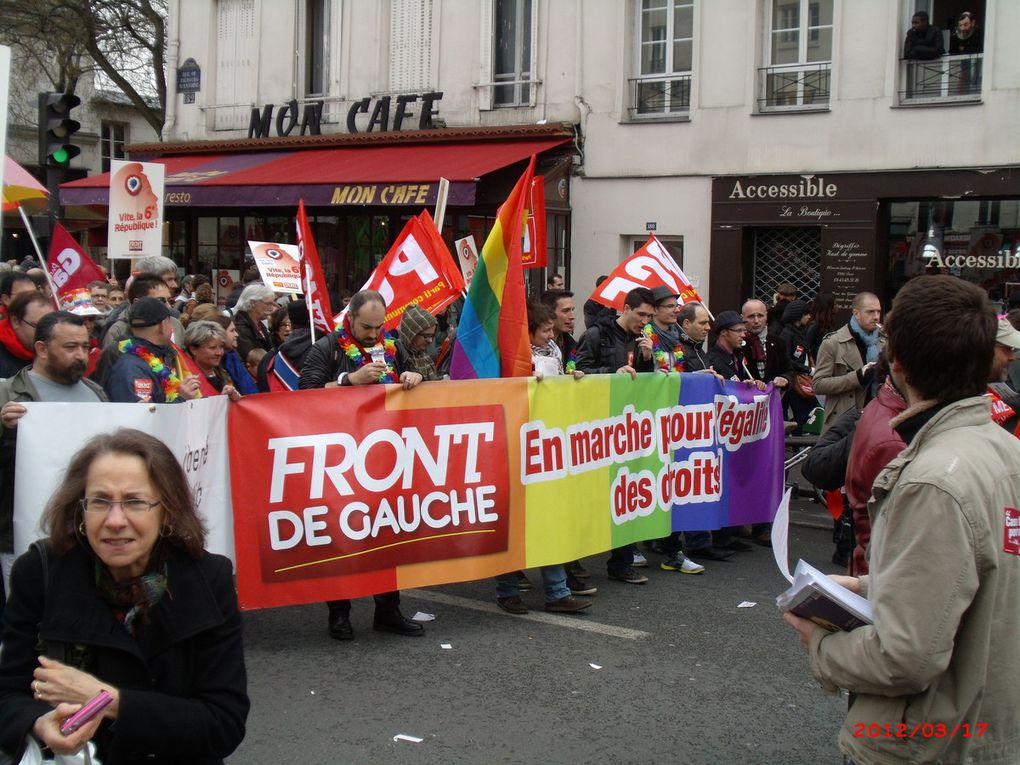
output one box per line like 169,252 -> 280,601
402,588 -> 652,640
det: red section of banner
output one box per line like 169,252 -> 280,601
295,200 -> 336,335
229,386 -> 511,606
48,224 -> 107,306
522,176 -> 547,269
591,235 -> 703,311
347,211 -> 466,330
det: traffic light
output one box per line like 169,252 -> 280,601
38,92 -> 81,169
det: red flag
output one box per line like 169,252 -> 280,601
522,175 -> 547,269
591,235 -> 704,311
48,223 -> 107,308
337,210 -> 466,332
295,200 -> 335,336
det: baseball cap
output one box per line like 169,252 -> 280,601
996,316 -> 1020,351
128,297 -> 173,328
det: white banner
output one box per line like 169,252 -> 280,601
248,240 -> 302,293
13,397 -> 233,559
106,159 -> 165,259
454,235 -> 479,290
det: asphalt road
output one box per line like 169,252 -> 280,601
230,506 -> 850,765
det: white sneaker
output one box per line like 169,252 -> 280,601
632,551 -> 648,567
680,558 -> 705,575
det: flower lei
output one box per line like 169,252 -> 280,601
564,347 -> 577,374
643,324 -> 685,373
336,321 -> 399,383
118,338 -> 182,401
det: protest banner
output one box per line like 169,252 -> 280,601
338,211 -> 465,331
248,240 -> 303,293
454,235 -> 478,289
228,373 -> 783,609
214,269 -> 239,306
14,398 -> 234,559
106,160 -> 164,259
47,223 -> 107,306
592,235 -> 703,311
295,200 -> 335,338
522,175 -> 547,268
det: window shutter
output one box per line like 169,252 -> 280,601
390,0 -> 433,92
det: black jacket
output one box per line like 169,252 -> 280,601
779,323 -> 813,375
743,331 -> 793,384
706,341 -> 752,381
800,407 -> 862,491
903,25 -> 944,60
678,329 -> 711,372
0,544 -> 248,764
233,310 -> 275,363
298,330 -> 413,389
257,327 -> 313,392
0,341 -> 31,380
575,315 -> 654,375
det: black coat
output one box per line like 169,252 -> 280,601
575,316 -> 654,375
233,310 -> 275,363
706,341 -> 752,381
800,407 -> 862,491
0,544 -> 249,764
298,329 -> 413,389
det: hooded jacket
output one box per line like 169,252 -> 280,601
807,396 -> 1020,764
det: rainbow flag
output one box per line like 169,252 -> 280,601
450,156 -> 536,379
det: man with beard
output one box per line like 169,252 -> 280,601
299,289 -> 425,641
987,316 -> 1020,436
0,312 -> 108,615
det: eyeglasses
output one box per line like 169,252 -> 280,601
21,319 -> 38,329
80,497 -> 161,514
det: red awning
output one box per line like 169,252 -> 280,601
60,137 -> 569,208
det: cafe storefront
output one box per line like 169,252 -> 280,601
61,124 -> 576,297
709,167 -> 1020,313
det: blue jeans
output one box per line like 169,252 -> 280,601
496,566 -> 570,603
606,544 -> 635,575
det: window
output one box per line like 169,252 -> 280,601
100,122 -> 127,173
390,0 -> 433,91
759,0 -> 832,111
493,0 -> 533,107
306,0 -> 329,96
214,0 -> 258,130
898,0 -> 985,105
630,0 -> 693,118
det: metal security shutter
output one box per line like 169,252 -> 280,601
215,0 -> 258,130
752,226 -> 821,300
390,0 -> 433,92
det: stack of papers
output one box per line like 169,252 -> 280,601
776,559 -> 873,632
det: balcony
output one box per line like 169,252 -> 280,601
627,74 -> 692,120
758,62 -> 831,112
899,54 -> 983,105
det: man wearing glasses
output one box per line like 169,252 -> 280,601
100,275 -> 185,352
576,287 -> 656,584
707,311 -> 767,389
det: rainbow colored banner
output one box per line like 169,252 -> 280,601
228,373 -> 784,609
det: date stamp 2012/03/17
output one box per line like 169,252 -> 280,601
853,723 -> 987,739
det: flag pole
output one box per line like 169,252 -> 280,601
433,178 -> 449,231
18,205 -> 60,306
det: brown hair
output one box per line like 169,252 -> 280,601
527,300 -> 555,334
885,276 -> 994,402
43,429 -> 206,558
8,290 -> 50,322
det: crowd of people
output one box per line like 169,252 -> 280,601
1,253 -> 1019,762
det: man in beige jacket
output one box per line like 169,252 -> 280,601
785,275 -> 1020,763
812,292 -> 882,432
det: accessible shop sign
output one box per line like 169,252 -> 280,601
229,373 -> 783,609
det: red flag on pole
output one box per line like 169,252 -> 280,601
336,210 -> 466,332
295,200 -> 335,338
522,175 -> 547,269
47,223 -> 107,308
590,234 -> 703,311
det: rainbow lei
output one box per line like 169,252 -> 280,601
118,338 -> 182,401
643,324 -> 685,373
336,324 -> 398,383
564,347 -> 577,374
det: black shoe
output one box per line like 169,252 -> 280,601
565,560 -> 591,579
566,572 -> 598,596
686,546 -> 735,561
373,611 -> 424,637
545,596 -> 593,613
721,538 -> 754,552
753,533 -> 773,548
497,595 -> 529,614
328,614 -> 354,641
516,571 -> 532,591
607,567 -> 648,584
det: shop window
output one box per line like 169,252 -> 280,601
628,0 -> 693,120
492,0 -> 534,107
306,0 -> 330,97
100,121 -> 127,173
898,1 -> 985,105
758,0 -> 832,112
390,0 -> 433,91
752,227 -> 821,302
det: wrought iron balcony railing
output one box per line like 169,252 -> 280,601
758,62 -> 831,112
628,74 -> 692,118
899,53 -> 983,104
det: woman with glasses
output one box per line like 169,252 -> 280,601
0,429 -> 249,763
232,284 -> 278,362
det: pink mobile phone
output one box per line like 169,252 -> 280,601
60,689 -> 112,735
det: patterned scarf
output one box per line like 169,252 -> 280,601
95,558 -> 169,637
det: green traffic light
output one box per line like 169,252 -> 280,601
52,147 -> 69,165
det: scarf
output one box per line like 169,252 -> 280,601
0,318 -> 34,360
95,558 -> 169,637
643,322 -> 685,372
397,306 -> 438,381
849,316 -> 880,363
